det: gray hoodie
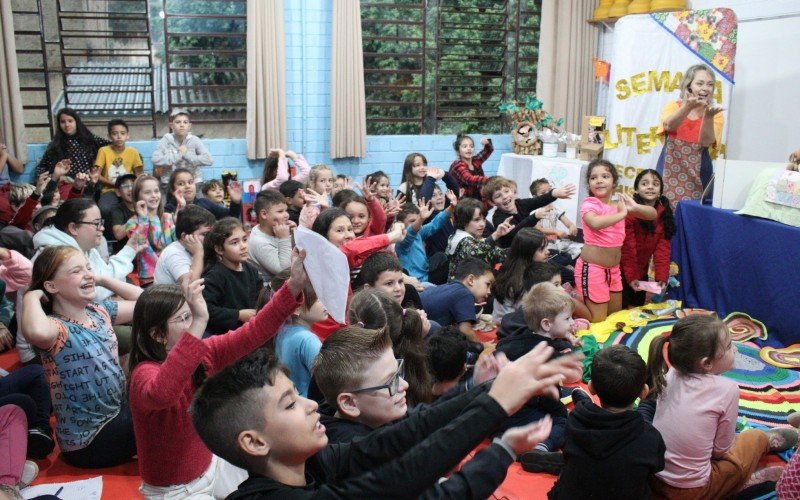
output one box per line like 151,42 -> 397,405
151,132 -> 213,184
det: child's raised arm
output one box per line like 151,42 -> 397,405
94,274 -> 143,325
21,290 -> 61,349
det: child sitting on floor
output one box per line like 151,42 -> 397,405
549,344 -> 666,499
248,190 -> 295,284
266,269 -> 326,397
278,180 -> 305,226
348,289 -> 431,406
129,249 -> 306,498
197,178 -> 243,221
420,258 -> 493,343
126,175 -> 175,287
357,252 -> 423,309
260,148 -> 310,191
395,192 -> 456,284
530,178 -> 582,265
484,175 -> 576,249
491,228 -> 551,324
648,315 -> 797,498
445,198 -> 512,281
153,204 -> 215,286
495,282 -> 582,475
201,218 -> 263,335
191,339 -> 581,498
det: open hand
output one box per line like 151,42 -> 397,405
501,416 -> 554,455
417,199 -> 433,220
445,189 -> 458,206
227,181 -> 243,204
552,183 -> 576,199
183,233 -> 203,256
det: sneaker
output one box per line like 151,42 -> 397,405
27,427 -> 55,459
17,460 -> 38,489
789,410 -> 800,429
519,449 -> 564,475
0,484 -> 23,500
766,427 -> 798,452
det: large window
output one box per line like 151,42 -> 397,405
361,0 -> 542,135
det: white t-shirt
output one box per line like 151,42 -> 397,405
154,241 -> 192,285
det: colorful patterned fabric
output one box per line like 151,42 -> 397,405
651,8 -> 738,82
662,137 -> 705,209
603,317 -> 800,428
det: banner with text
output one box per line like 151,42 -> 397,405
603,9 -> 737,192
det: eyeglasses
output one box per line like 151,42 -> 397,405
74,219 -> 104,230
118,184 -> 134,191
169,311 -> 192,325
348,359 -> 405,397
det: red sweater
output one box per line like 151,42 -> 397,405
620,203 -> 671,285
129,283 -> 302,486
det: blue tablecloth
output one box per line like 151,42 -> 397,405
673,201 -> 800,347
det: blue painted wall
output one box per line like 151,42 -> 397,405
14,0 -> 511,188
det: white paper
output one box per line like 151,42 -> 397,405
294,227 -> 349,324
23,476 -> 103,500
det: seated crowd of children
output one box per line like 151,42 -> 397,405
0,108 -> 799,500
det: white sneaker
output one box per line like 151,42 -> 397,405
17,460 -> 39,489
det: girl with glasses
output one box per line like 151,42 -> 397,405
129,249 -> 308,499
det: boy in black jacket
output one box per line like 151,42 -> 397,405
482,176 -> 576,248
549,344 -> 666,499
495,282 -> 582,474
191,344 -> 582,499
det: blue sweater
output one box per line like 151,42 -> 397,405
396,210 -> 451,282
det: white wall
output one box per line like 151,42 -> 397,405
595,2 -> 800,162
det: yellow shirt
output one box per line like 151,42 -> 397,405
94,146 -> 143,193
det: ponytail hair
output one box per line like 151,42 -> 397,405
646,314 -> 727,399
348,289 -> 432,406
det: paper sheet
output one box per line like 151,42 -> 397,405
22,476 -> 102,500
294,227 -> 349,324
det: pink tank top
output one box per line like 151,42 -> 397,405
580,197 -> 625,247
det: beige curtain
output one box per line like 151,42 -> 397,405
330,0 -> 366,159
536,0 -> 598,134
0,0 -> 28,163
246,0 -> 287,159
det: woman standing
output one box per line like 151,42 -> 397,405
657,64 -> 724,208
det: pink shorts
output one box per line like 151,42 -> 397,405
574,257 -> 622,304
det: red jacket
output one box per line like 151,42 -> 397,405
621,203 -> 671,284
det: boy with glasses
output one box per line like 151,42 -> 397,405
313,326 -> 410,443
191,338 -> 581,499
108,174 -> 137,252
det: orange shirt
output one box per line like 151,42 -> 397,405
657,100 -> 724,146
